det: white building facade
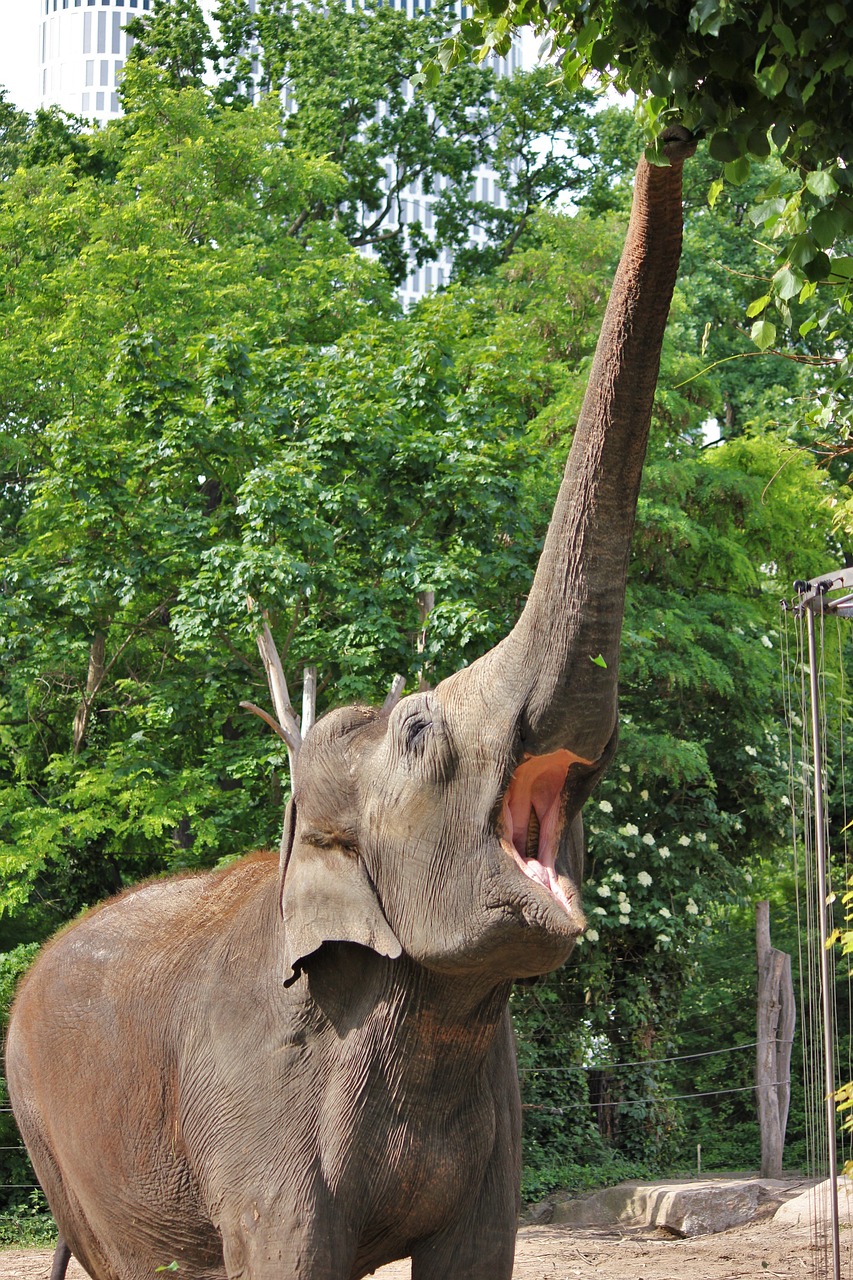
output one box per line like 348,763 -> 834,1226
38,0 -> 142,121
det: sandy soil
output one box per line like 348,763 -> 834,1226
1,1219 -> 844,1280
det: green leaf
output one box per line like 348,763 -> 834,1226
708,131 -> 741,163
812,207 -> 848,249
830,257 -> 853,280
756,62 -> 789,97
590,654 -> 608,669
724,156 -> 751,186
750,319 -> 777,350
746,294 -> 771,318
772,265 -> 805,301
806,169 -> 839,200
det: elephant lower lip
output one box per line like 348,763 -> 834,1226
499,837 -> 573,914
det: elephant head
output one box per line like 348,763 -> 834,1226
281,127 -> 696,988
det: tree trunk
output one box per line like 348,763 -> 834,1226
71,631 -> 106,755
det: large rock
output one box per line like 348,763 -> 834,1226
547,1176 -> 813,1238
773,1177 -> 853,1227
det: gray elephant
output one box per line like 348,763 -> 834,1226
6,127 -> 695,1280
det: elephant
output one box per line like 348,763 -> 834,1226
6,126 -> 696,1280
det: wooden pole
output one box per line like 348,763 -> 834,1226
805,606 -> 841,1280
756,901 -> 795,1179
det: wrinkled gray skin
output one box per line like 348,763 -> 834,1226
6,129 -> 695,1280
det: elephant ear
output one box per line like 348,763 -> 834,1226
279,798 -> 402,987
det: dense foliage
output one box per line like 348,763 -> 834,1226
0,25 -> 848,1224
434,0 -> 853,458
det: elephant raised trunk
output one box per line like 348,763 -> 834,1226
442,126 -> 696,770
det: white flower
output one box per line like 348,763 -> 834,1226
610,872 -> 625,884
659,907 -> 672,919
592,906 -> 607,916
686,898 -> 699,915
625,851 -> 636,859
620,823 -> 639,837
781,795 -> 790,806
640,789 -> 649,801
642,832 -> 655,846
598,800 -> 613,813
658,846 -> 671,859
597,884 -> 612,898
618,899 -> 631,913
657,933 -> 671,944
638,871 -> 653,887
745,871 -> 753,884
745,745 -> 758,757
678,835 -> 691,847
695,832 -> 707,843
761,635 -> 773,648
618,915 -> 630,925
620,763 -> 631,773
585,927 -> 600,942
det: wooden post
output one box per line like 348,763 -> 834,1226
756,900 -> 795,1178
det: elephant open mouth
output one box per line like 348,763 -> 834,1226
499,749 -> 587,914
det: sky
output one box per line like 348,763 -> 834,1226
0,0 -> 40,111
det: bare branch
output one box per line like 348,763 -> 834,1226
246,597 -> 302,777
381,674 -> 406,714
417,590 -> 434,693
301,666 -> 317,737
239,701 -> 296,750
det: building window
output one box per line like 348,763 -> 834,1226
111,92 -> 119,112
41,22 -> 46,58
100,58 -> 109,84
82,91 -> 89,110
83,13 -> 91,48
111,11 -> 121,50
114,58 -> 123,80
85,59 -> 94,84
96,91 -> 104,109
97,11 -> 106,50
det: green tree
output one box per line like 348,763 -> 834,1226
124,0 -> 216,88
433,0 -> 853,450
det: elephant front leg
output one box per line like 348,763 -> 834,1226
408,1152 -> 518,1280
410,1213 -> 515,1280
219,1199 -> 357,1280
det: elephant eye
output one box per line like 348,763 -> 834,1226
402,712 -> 430,752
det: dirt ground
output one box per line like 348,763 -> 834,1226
1,1218 -> 846,1280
